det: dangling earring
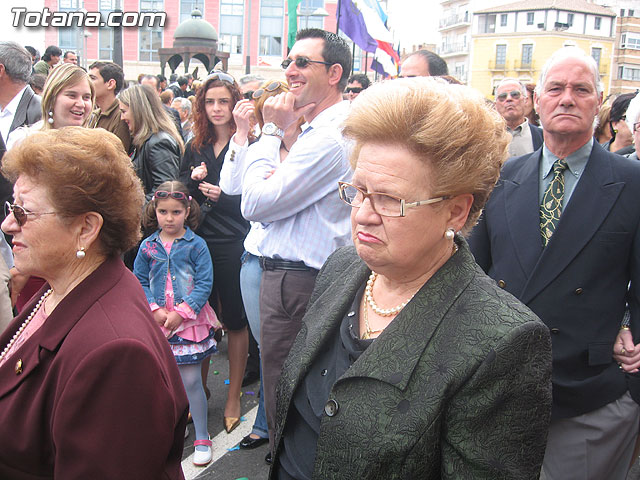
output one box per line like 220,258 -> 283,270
48,111 -> 54,125
76,247 -> 85,259
444,228 -> 455,241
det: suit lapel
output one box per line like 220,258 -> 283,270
9,87 -> 33,133
503,150 -> 544,283
521,145 -> 623,304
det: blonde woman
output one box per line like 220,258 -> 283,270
118,84 -> 184,201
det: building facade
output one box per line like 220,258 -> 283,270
470,0 -> 615,98
611,7 -> 640,95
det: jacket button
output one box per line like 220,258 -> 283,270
172,276 -> 176,280
324,399 -> 339,417
498,280 -> 506,288
320,369 -> 327,376
550,328 -> 560,334
574,288 -> 583,295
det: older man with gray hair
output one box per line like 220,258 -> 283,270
171,96 -> 193,142
494,77 -> 543,156
471,46 -> 640,480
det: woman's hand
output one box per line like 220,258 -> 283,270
199,181 -> 221,202
153,308 -> 168,327
232,99 -> 254,145
614,328 -> 640,373
164,311 -> 183,332
191,162 -> 208,181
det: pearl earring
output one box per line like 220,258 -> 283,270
47,111 -> 54,124
444,228 -> 455,241
76,247 -> 85,259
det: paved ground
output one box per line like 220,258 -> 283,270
181,333 -> 270,480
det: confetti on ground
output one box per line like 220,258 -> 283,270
234,477 -> 249,480
224,379 -> 230,385
245,391 -> 255,396
227,445 -> 240,452
213,370 -> 219,375
241,416 -> 246,421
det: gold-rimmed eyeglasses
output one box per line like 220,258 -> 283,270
338,182 -> 450,218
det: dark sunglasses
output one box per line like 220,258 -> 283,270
496,90 -> 522,102
4,201 -> 56,227
243,91 -> 254,100
345,87 -> 363,94
252,81 -> 286,99
154,191 -> 189,201
281,56 -> 333,70
207,71 -> 236,84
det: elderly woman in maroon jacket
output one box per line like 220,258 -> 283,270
0,127 -> 188,479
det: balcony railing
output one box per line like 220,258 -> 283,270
488,60 -> 509,71
439,14 -> 470,29
514,60 -> 536,71
437,42 -> 469,56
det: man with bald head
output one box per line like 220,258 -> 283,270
399,49 -> 448,77
494,78 -> 543,156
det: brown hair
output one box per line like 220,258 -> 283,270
2,127 -> 144,256
253,80 -> 289,128
343,77 -> 510,235
142,180 -> 200,231
191,75 -> 243,153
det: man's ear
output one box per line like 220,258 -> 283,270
106,78 -> 117,92
327,63 -> 344,88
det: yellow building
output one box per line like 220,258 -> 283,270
470,0 -> 616,99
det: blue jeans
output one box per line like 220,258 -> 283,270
240,252 -> 268,439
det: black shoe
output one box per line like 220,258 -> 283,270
265,452 -> 273,465
239,434 -> 268,450
242,370 -> 260,387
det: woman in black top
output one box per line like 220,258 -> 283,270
179,72 -> 250,433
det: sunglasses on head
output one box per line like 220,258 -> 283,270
4,201 -> 56,227
154,191 -> 189,202
207,71 -> 236,84
345,87 -> 363,94
634,122 -> 640,133
281,56 -> 333,70
496,90 -> 522,102
252,81 -> 286,100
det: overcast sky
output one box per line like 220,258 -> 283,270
386,0 -> 442,48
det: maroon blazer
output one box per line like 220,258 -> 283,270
0,257 -> 189,479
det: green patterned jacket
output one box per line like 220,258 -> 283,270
271,239 -> 552,480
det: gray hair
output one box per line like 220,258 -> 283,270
171,96 -> 192,115
497,77 -> 527,97
535,46 -> 603,97
0,41 -> 33,83
238,74 -> 265,87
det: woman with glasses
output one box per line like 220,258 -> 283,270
0,127 -> 188,478
219,79 -> 303,455
179,72 -> 250,434
117,84 -> 184,202
270,78 -> 553,479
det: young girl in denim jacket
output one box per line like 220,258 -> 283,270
134,180 -> 219,467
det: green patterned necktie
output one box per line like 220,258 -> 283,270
540,158 -> 568,246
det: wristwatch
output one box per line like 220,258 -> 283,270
262,122 -> 284,138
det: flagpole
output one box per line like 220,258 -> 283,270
336,0 -> 342,34
365,51 -> 368,73
352,43 -> 356,74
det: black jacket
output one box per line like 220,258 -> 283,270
132,132 -> 181,202
179,140 -> 249,244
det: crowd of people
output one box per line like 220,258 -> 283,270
0,30 -> 638,480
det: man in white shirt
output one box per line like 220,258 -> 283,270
241,28 -> 353,459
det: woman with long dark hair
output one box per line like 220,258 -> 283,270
179,72 -> 250,433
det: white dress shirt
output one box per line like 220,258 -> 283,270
241,101 -> 353,270
0,86 -> 28,146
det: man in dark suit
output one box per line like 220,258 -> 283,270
0,41 -> 42,205
469,46 -> 640,480
495,77 -> 543,156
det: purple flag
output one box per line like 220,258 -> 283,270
338,0 -> 378,53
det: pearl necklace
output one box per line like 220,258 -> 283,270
365,272 -> 415,317
0,289 -> 52,364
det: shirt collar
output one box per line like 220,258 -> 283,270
95,98 -> 120,118
1,86 -> 28,115
507,118 -> 528,134
541,137 -> 593,179
300,100 -> 350,133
